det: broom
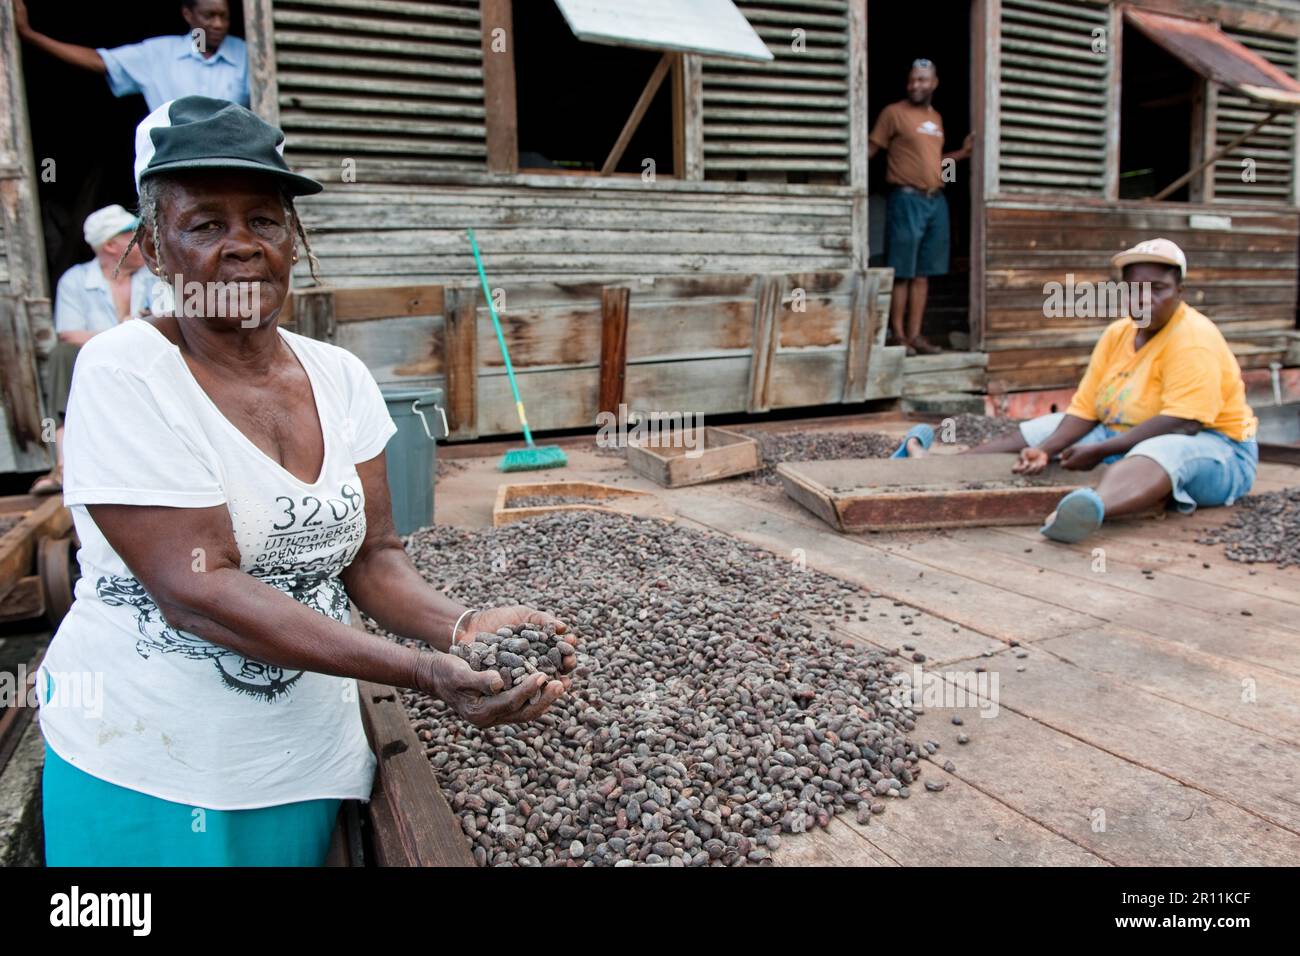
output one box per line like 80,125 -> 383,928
468,229 -> 568,472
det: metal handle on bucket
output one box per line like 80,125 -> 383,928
412,400 -> 448,441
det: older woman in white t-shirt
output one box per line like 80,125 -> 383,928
37,97 -> 573,866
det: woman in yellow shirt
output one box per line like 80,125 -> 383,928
903,238 -> 1259,543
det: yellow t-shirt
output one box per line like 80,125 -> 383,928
1065,303 -> 1258,442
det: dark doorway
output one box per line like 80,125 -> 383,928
867,0 -> 973,349
19,1 -> 245,292
1119,25 -> 1201,201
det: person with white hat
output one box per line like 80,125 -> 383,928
28,204 -> 161,495
899,237 -> 1259,543
37,98 -> 574,866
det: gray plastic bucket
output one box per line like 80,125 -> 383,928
381,386 -> 447,535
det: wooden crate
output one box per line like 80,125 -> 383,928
778,455 -> 1107,532
493,481 -> 651,527
626,426 -> 760,487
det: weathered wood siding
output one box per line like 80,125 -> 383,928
1214,26 -> 1298,203
273,0 -> 486,171
284,268 -> 897,440
293,176 -> 857,285
996,0 -> 1110,196
983,198 -> 1299,391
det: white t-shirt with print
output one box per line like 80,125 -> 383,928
38,319 -> 397,810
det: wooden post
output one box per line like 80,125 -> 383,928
983,0 -> 1003,204
677,54 -> 704,180
0,296 -> 44,448
842,271 -> 879,403
747,275 -> 782,414
1188,78 -> 1212,203
1103,1 -> 1122,202
242,0 -> 281,126
602,51 -> 675,176
443,288 -> 479,440
480,0 -> 519,174
0,0 -> 50,300
293,288 -> 336,342
848,0 -> 869,271
598,286 -> 630,416
969,0 -> 988,352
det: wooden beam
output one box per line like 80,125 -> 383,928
0,0 -> 49,300
480,0 -> 519,174
598,286 -> 630,416
848,0 -> 868,271
970,0 -> 989,350
1188,78 -> 1212,203
443,288 -> 478,439
983,0 -> 1003,202
293,288 -> 336,342
357,679 -> 475,866
679,54 -> 704,180
242,0 -> 281,126
601,51 -> 675,177
1104,1 -> 1122,202
747,275 -> 782,414
842,270 -> 878,403
0,296 -> 44,449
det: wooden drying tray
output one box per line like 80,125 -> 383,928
626,426 -> 761,487
778,454 -> 1124,533
493,480 -> 652,527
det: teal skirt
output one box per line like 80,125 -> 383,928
42,744 -> 341,867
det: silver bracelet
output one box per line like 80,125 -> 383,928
450,607 -> 478,649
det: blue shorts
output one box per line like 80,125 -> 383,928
1019,412 -> 1258,514
42,743 -> 340,866
885,188 -> 950,279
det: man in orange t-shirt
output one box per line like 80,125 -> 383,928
869,60 -> 974,355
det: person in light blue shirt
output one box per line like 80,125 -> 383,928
14,0 -> 248,111
29,205 -> 161,495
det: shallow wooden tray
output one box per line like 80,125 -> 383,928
492,480 -> 651,527
777,454 -> 1106,532
626,426 -> 760,487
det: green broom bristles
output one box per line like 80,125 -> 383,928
500,445 -> 568,472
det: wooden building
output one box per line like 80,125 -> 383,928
3,0 -> 1300,461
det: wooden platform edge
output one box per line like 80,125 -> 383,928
350,609 -> 475,867
356,679 -> 476,868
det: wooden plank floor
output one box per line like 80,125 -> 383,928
433,417 -> 1300,866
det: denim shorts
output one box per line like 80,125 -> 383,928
885,188 -> 950,279
1019,412 -> 1258,514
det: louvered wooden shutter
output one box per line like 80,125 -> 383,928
273,0 -> 487,170
1213,28 -> 1298,204
700,0 -> 851,180
997,0 -> 1109,194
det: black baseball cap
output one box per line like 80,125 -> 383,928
134,96 -> 323,197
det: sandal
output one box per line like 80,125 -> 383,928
29,465 -> 62,496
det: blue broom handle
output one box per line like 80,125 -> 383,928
468,229 -> 535,448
